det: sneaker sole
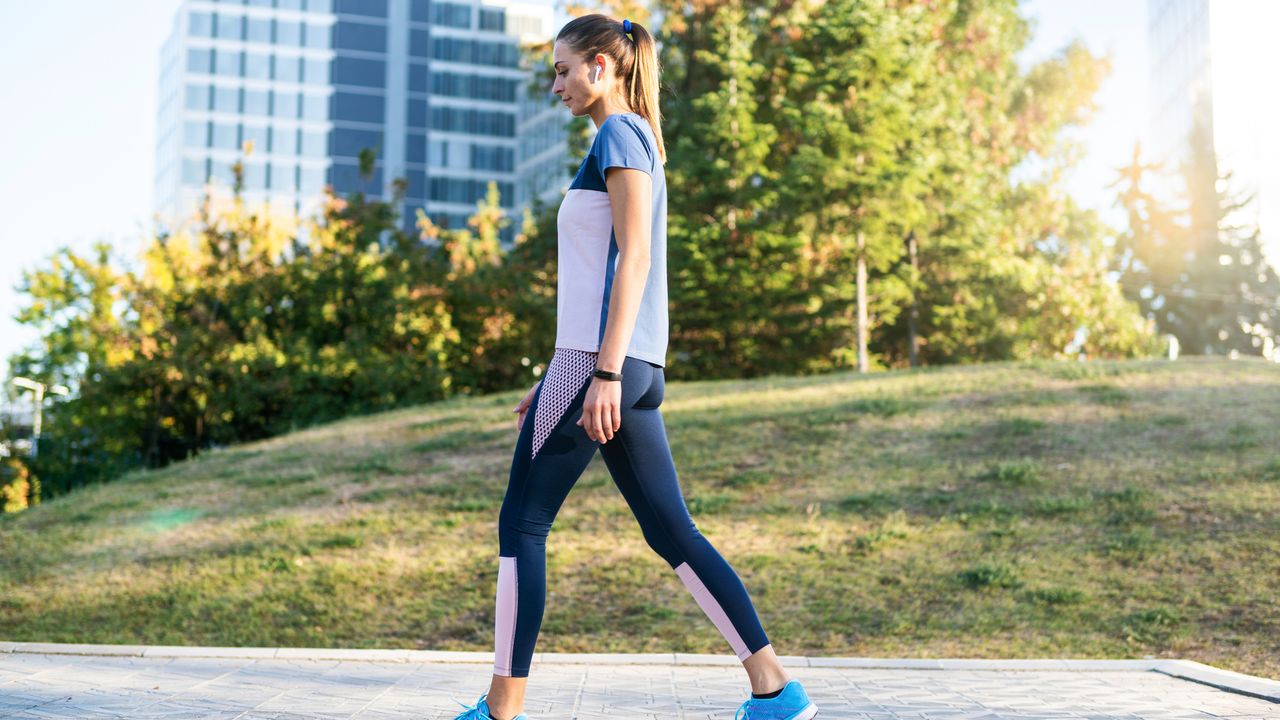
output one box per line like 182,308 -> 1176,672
785,703 -> 818,720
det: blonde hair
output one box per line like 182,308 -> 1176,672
557,13 -> 666,165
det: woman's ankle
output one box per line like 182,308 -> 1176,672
487,705 -> 523,720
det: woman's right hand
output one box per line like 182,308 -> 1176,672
514,380 -> 541,431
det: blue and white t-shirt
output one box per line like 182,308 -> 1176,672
555,112 -> 668,368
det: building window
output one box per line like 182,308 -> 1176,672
304,58 -> 330,84
332,91 -> 385,124
247,17 -> 272,43
215,48 -> 242,76
189,11 -> 214,37
301,129 -> 328,157
273,127 -> 299,154
275,54 -> 302,82
273,90 -> 299,118
182,157 -> 209,184
277,20 -> 302,47
216,13 -> 243,40
401,133 -> 422,163
185,84 -> 210,111
329,162 -> 381,194
409,0 -> 431,23
407,98 -> 426,127
333,56 -> 385,88
242,124 -> 271,154
333,20 -> 386,52
408,63 -> 427,92
271,162 -> 297,191
302,92 -> 329,121
479,8 -> 504,32
186,48 -> 214,74
332,127 -> 382,158
406,170 -> 425,199
428,139 -> 447,166
305,22 -> 331,49
409,29 -> 429,58
429,106 -> 515,137
471,143 -> 514,172
245,52 -> 271,80
214,86 -> 240,113
300,166 -> 327,194
212,122 -> 239,150
431,71 -> 518,102
428,177 -> 514,207
430,37 -> 518,68
183,121 -> 209,147
335,0 -> 386,17
431,2 -> 470,28
245,88 -> 270,116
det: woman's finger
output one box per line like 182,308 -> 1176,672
596,403 -> 609,442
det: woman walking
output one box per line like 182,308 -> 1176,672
451,14 -> 818,720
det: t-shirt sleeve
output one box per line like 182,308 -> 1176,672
596,118 -> 654,178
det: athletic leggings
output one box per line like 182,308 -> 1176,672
492,348 -> 771,677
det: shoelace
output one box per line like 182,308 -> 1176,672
451,693 -> 493,719
734,696 -> 755,720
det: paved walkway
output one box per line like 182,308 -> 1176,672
1,642 -> 1277,719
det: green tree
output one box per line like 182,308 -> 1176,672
1112,119 -> 1280,356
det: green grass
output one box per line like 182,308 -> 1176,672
1,356 -> 1278,679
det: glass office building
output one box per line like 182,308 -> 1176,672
153,0 -> 568,244
1147,0 -> 1280,270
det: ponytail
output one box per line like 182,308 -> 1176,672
556,14 -> 667,165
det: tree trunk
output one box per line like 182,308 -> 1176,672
907,231 -> 919,368
857,230 -> 868,373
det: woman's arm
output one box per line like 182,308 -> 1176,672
595,165 -> 653,374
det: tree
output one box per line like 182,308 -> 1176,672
1112,118 -> 1280,356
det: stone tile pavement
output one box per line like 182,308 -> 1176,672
0,642 -> 1276,719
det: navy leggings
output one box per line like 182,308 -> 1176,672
492,349 -> 771,677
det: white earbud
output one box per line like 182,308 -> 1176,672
594,64 -> 603,82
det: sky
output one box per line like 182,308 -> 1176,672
0,0 -> 1151,392
1018,0 -> 1149,223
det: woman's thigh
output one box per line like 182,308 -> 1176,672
500,353 -> 657,536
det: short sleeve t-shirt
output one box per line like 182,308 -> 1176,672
555,112 -> 668,368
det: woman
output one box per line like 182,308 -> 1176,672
451,14 -> 818,720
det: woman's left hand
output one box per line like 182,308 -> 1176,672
577,378 -> 622,443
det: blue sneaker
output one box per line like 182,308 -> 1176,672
735,679 -> 818,720
450,691 -> 529,720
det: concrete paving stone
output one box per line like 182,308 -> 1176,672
142,645 -> 279,659
274,648 -> 414,662
4,642 -> 149,657
0,649 -> 1276,719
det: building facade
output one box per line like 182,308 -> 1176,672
153,0 -> 568,243
1147,0 -> 1280,269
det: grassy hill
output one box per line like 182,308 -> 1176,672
1,357 -> 1277,679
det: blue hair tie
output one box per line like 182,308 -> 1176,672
623,18 -> 632,35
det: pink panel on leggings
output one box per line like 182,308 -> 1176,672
675,561 -> 752,660
493,555 -> 518,676
531,348 -> 598,459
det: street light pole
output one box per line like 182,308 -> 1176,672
10,377 -> 70,459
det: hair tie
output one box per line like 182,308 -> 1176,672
623,18 -> 632,36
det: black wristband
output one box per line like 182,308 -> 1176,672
593,368 -> 623,382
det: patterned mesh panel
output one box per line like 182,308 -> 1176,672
532,348 -> 598,459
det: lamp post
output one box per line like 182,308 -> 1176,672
10,377 -> 69,459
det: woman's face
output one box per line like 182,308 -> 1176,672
551,40 -> 600,117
